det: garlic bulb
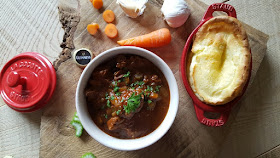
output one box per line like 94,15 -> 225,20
161,0 -> 191,28
117,0 -> 148,18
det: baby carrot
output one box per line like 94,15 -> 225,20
87,23 -> 99,35
104,23 -> 118,39
103,10 -> 115,23
92,0 -> 103,9
117,28 -> 171,48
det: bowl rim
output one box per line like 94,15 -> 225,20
76,46 -> 179,151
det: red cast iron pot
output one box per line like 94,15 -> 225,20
180,3 -> 252,127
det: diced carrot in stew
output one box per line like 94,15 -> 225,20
150,92 -> 158,99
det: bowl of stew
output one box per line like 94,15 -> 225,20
76,46 -> 179,150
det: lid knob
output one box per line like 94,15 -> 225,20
0,52 -> 57,112
6,71 -> 26,87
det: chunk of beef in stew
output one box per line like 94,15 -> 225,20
85,55 -> 170,139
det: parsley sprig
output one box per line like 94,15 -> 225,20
123,93 -> 141,114
123,71 -> 130,78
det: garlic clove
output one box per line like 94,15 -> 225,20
117,0 -> 148,18
161,0 -> 191,28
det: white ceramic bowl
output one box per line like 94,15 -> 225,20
76,46 -> 179,151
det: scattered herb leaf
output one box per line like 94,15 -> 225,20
112,81 -> 117,86
105,93 -> 109,99
116,109 -> 121,115
147,100 -> 152,104
104,114 -> 108,119
110,96 -> 115,100
116,92 -> 121,96
107,100 -> 111,107
113,86 -> 119,92
123,71 -> 130,78
130,81 -> 145,87
138,81 -> 145,86
155,85 -> 161,92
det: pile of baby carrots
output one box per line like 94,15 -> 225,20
87,0 -> 171,48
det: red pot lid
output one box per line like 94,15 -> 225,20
0,52 -> 56,112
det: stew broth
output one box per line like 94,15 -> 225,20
85,54 -> 170,139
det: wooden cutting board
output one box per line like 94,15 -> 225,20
39,0 -> 268,157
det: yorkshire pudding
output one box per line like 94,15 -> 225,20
187,16 -> 251,105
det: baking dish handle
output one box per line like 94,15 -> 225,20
202,3 -> 237,21
194,104 -> 230,127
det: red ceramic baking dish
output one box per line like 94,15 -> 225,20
180,3 -> 252,127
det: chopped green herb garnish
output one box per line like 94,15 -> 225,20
147,100 -> 152,104
110,96 -> 115,100
112,81 -> 117,86
107,100 -> 111,107
138,81 -> 145,86
145,85 -> 152,92
116,92 -> 121,96
130,81 -> 145,87
105,93 -> 109,99
116,109 -> 121,115
113,86 -> 119,92
124,93 -> 141,114
155,85 -> 161,92
118,80 -> 121,83
81,152 -> 96,158
104,114 -> 108,119
123,71 -> 130,78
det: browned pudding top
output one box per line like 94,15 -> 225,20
187,16 -> 251,105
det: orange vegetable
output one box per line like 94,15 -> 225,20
117,28 -> 171,48
150,92 -> 159,99
92,0 -> 103,9
87,23 -> 99,35
107,116 -> 120,130
103,10 -> 115,23
104,23 -> 118,39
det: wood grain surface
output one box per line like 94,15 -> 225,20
38,0 -> 268,158
1,0 -> 280,158
0,0 -> 63,157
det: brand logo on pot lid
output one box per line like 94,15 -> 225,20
0,52 -> 56,112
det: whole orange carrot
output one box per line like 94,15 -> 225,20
117,28 -> 171,48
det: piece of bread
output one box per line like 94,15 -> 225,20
187,16 -> 251,105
